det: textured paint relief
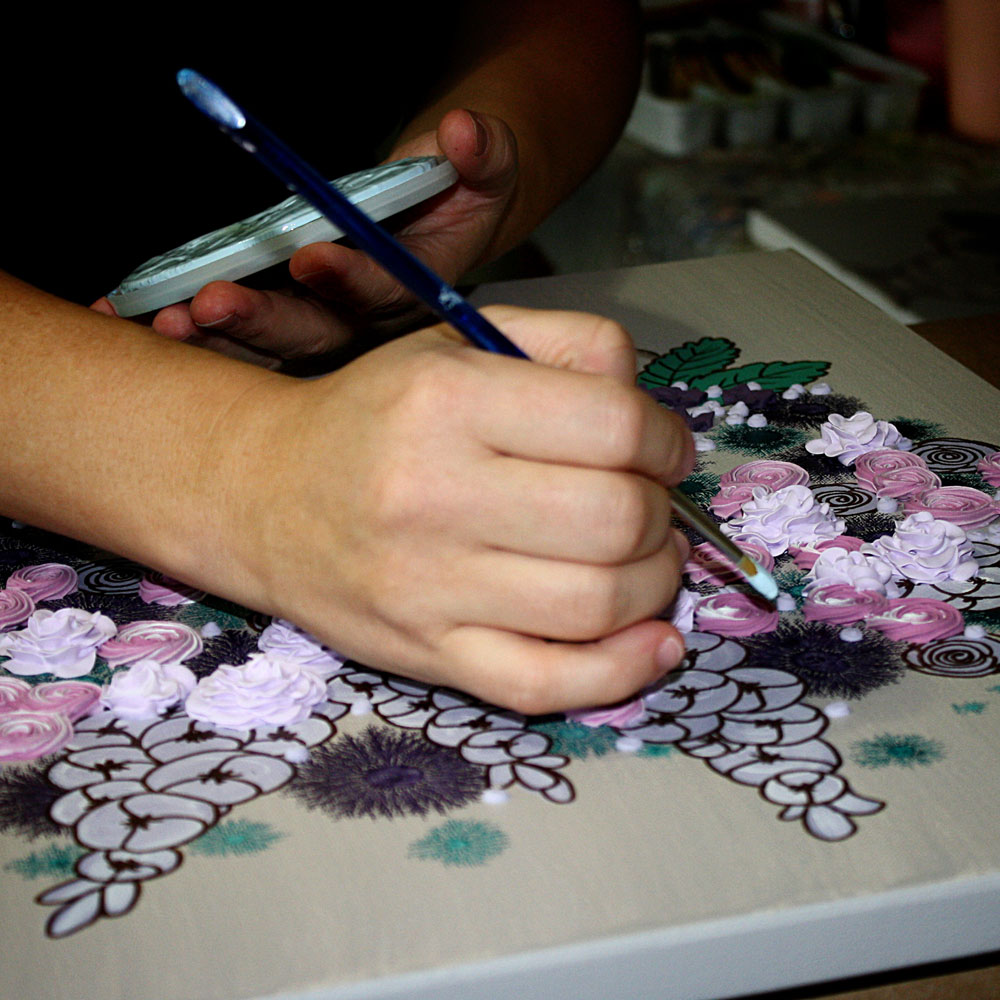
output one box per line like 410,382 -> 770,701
1,337 -> 998,937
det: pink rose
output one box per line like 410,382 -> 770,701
686,540 -> 774,588
789,536 -> 866,571
803,585 -> 888,625
138,571 -> 206,607
5,563 -> 78,601
710,483 -> 757,519
719,460 -> 810,491
903,486 -> 999,530
694,592 -> 780,637
99,620 -> 203,667
977,452 -> 1000,488
866,598 -> 964,643
566,697 -> 645,728
0,587 -> 35,630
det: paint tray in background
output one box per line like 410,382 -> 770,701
625,14 -> 928,157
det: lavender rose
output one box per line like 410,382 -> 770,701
102,658 -> 197,719
0,608 -> 116,678
866,511 -> 978,583
805,412 -> 911,466
185,652 -> 327,729
721,485 -> 845,557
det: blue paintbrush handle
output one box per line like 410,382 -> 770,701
178,70 -> 527,359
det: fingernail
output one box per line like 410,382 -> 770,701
655,634 -> 685,674
194,312 -> 237,330
466,110 -> 488,156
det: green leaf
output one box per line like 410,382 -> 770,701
638,338 -> 740,386
688,359 -> 830,391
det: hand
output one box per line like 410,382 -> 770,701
217,306 -> 694,714
116,109 -> 519,364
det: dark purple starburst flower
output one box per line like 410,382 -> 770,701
763,392 -> 868,430
183,630 -> 263,679
743,619 -> 905,700
0,762 -> 64,839
286,725 -> 486,820
45,590 -> 175,624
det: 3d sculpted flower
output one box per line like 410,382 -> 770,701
721,485 -> 845,556
865,598 -> 965,643
102,658 -> 197,720
185,652 -> 328,729
903,486 -> 1000,530
5,562 -> 79,602
0,608 -> 116,678
854,449 -> 939,500
977,451 -> 1000,488
866,512 -> 978,584
805,412 -> 911,465
806,547 -> 896,594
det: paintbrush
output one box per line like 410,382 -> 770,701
176,69 -> 778,603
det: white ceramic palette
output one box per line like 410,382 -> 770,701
106,156 -> 458,316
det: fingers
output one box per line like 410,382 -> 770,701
288,242 -> 414,321
439,619 -> 687,715
453,535 -> 687,641
184,281 -> 355,358
472,459 -> 675,563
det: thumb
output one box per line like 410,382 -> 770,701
436,109 -> 519,197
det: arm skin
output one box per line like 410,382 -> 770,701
137,0 -> 643,362
3,271 -> 694,714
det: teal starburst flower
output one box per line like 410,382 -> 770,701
851,733 -> 944,769
190,819 -> 284,857
530,720 -> 617,759
408,819 -> 508,867
952,702 -> 987,715
713,423 -> 808,457
5,842 -> 84,879
677,468 -> 721,509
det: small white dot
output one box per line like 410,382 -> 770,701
670,381 -> 689,391
876,497 -> 899,514
706,385 -> 723,398
200,621 -> 223,638
616,736 -> 643,753
284,744 -> 310,763
839,627 -> 864,642
809,382 -> 832,395
481,788 -> 509,805
824,701 -> 851,719
10,521 -> 24,530
964,624 -> 987,639
725,414 -> 745,426
746,381 -> 762,391
694,435 -> 716,452
350,698 -> 373,716
776,593 -> 798,612
747,414 -> 768,428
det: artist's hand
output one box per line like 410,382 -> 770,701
112,109 -> 519,365
223,306 -> 694,714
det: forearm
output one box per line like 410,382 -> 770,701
391,0 -> 642,260
0,272 -> 279,599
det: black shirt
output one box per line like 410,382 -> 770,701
3,12 -> 457,304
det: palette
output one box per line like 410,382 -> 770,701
105,156 -> 458,316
